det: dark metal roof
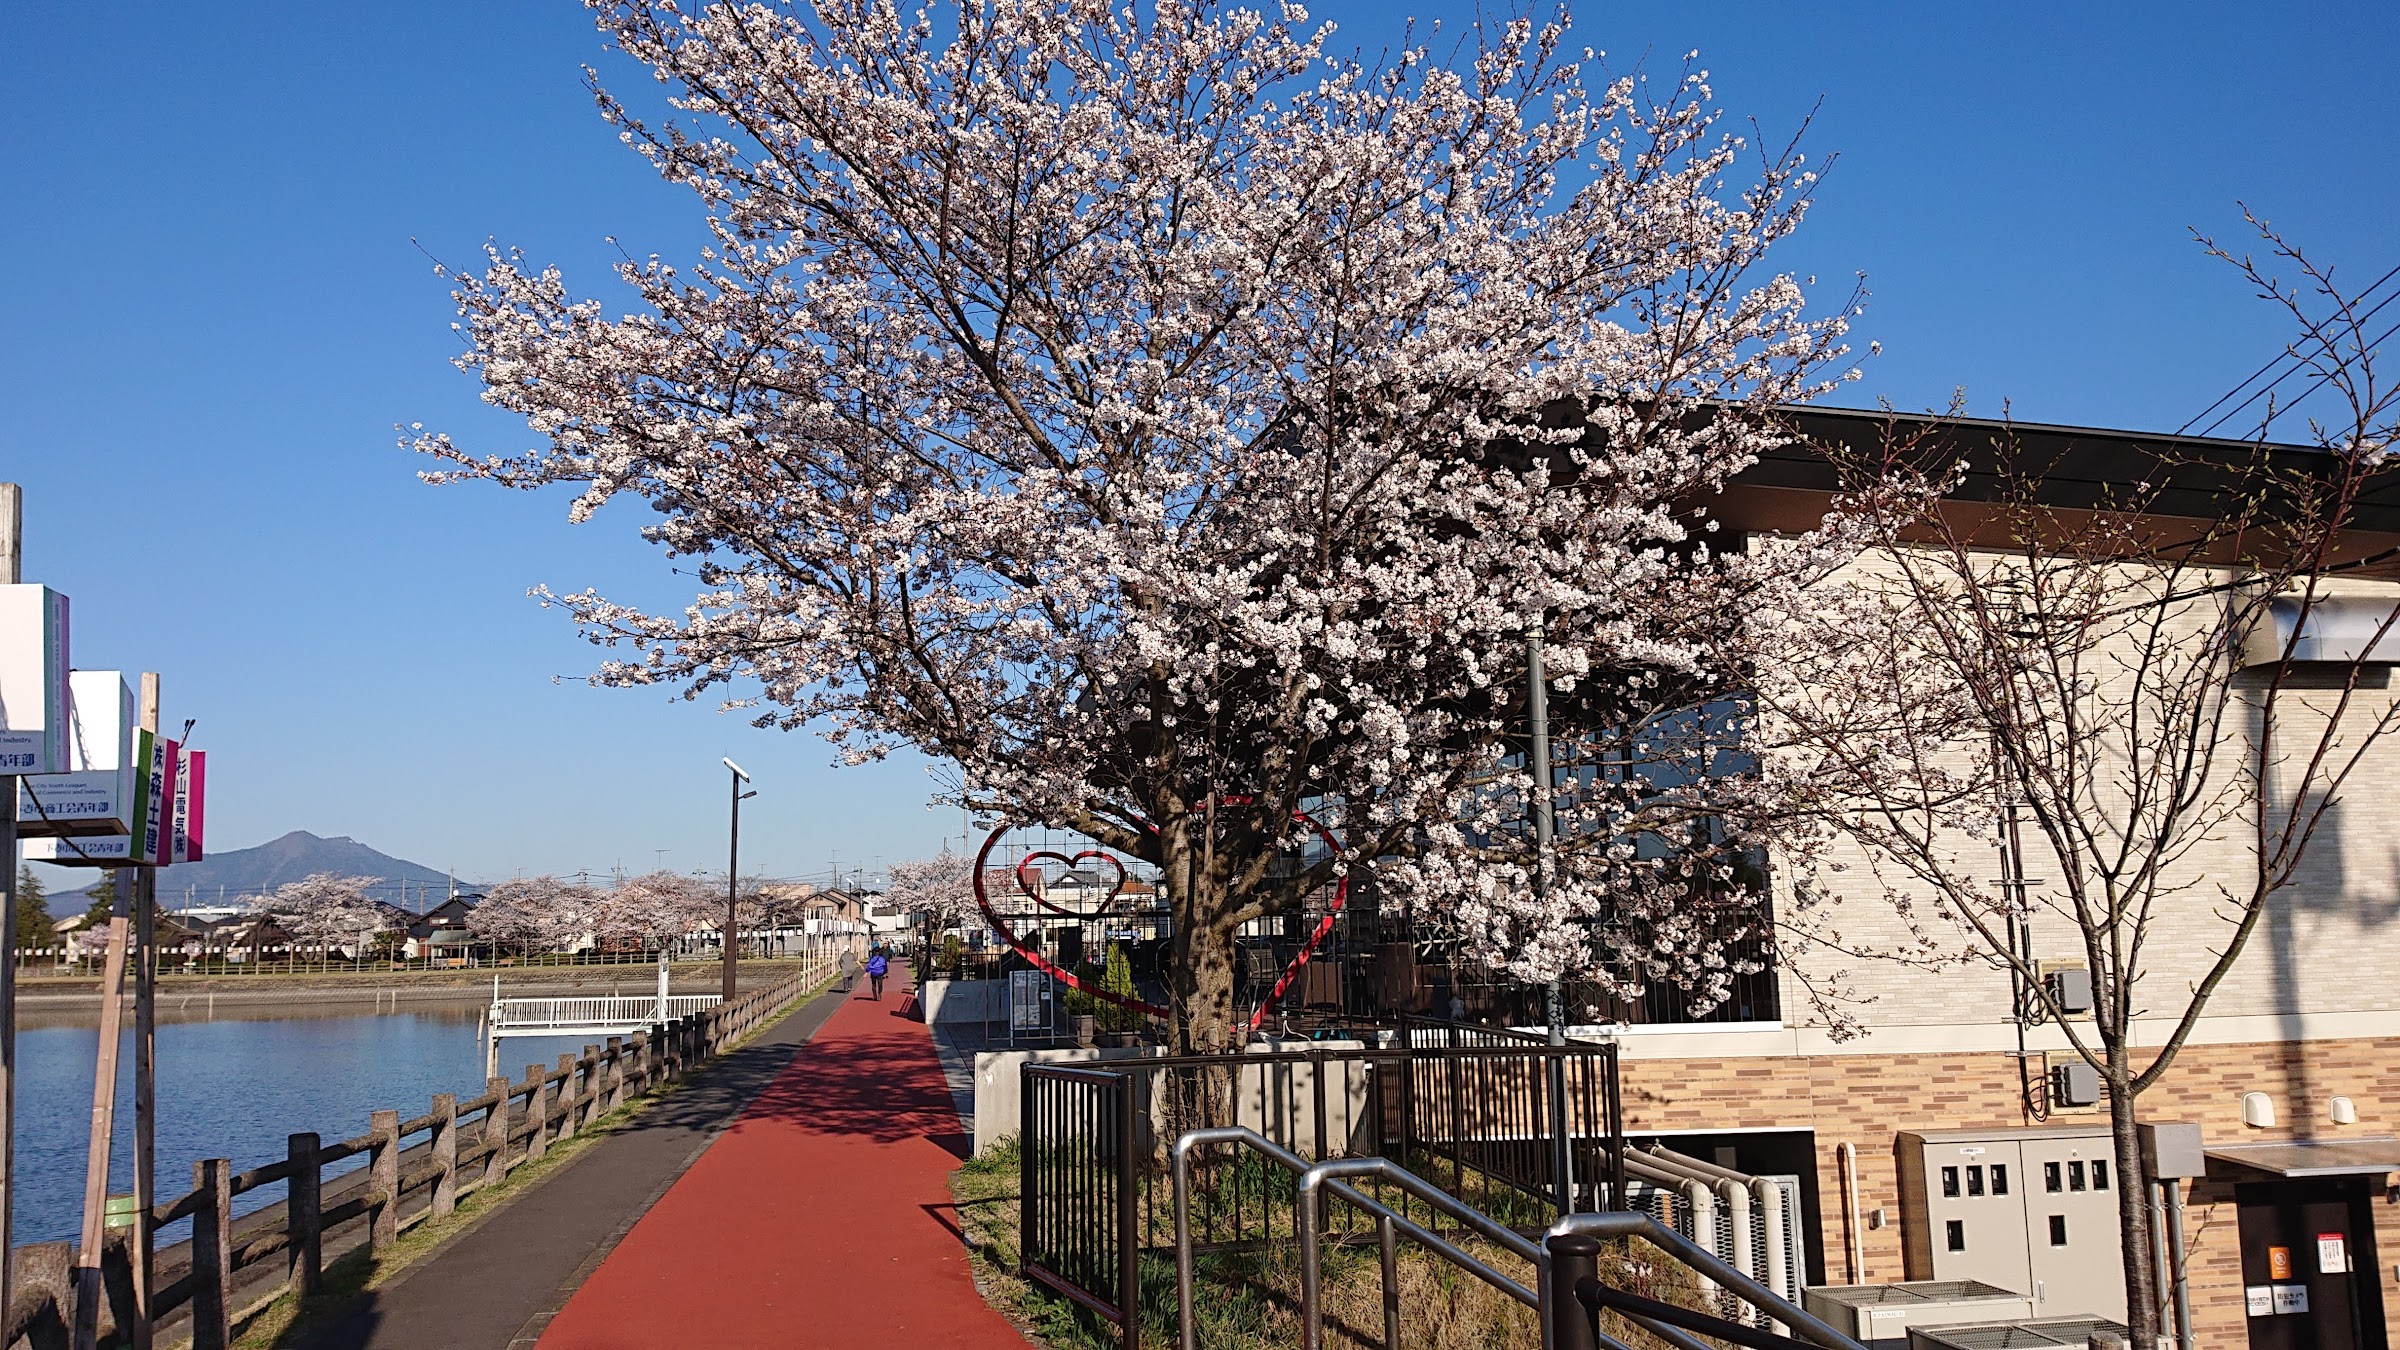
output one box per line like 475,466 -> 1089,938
2205,1136 -> 2400,1178
1741,404 -> 2400,536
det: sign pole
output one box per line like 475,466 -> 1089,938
131,674 -> 159,1350
71,863 -> 134,1350
0,480 -> 22,1342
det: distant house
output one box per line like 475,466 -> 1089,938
405,893 -> 481,962
800,889 -> 870,935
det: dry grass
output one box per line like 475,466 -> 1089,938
951,1141 -> 1706,1350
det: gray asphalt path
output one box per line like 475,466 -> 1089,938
286,985 -> 849,1350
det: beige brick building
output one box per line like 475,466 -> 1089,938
1593,409 -> 2400,1350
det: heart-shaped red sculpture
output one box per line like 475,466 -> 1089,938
970,806 -> 1348,1032
1013,849 -> 1129,918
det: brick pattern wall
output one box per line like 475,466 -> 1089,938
1619,1035 -> 2400,1348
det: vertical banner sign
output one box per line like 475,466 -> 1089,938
0,585 -> 71,773
139,737 -> 176,866
171,748 -> 204,864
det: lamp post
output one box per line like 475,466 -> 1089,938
722,758 -> 754,1000
1528,621 -> 1572,1216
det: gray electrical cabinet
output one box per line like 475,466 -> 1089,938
1896,1125 -> 2127,1323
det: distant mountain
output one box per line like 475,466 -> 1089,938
47,831 -> 471,918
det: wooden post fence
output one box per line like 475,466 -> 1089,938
0,962 -> 830,1347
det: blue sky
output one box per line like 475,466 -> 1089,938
6,2 -> 2393,889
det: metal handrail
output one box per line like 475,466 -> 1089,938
1542,1212 -> 1868,1350
1173,1127 -> 1540,1350
1171,1126 -> 1763,1350
1295,1156 -> 1547,1350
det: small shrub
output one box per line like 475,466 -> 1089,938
1097,944 -> 1142,1033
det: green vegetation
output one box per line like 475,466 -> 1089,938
82,871 -> 117,929
1096,944 -> 1142,1034
1063,961 -> 1103,1021
16,865 -> 54,947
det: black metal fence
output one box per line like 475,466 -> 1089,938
1020,1065 -> 1141,1350
1016,1030 -> 1625,1345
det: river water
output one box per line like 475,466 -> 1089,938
14,1001 -> 610,1245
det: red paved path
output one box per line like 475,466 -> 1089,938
537,976 -> 1027,1349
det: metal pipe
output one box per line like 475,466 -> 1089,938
1299,1154 -> 1540,1347
1835,1141 -> 1863,1283
1637,1146 -> 1778,1327
2148,1181 -> 2173,1336
1529,623 -> 1572,1217
1719,1178 -> 1754,1324
1543,1211 -> 1868,1350
1174,1128 -> 1550,1350
2164,1179 -> 2194,1350
1378,1212 -> 1400,1350
1685,1178 -> 1720,1310
1753,1176 -> 1791,1335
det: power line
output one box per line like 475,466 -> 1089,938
2181,260 -> 2400,440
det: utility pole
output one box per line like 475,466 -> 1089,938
1528,621 -> 1572,1217
0,480 -> 21,1334
722,759 -> 753,1000
131,674 -> 159,1349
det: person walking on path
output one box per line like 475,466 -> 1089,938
838,944 -> 859,993
864,945 -> 889,1000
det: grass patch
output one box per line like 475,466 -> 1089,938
952,1140 -> 1703,1350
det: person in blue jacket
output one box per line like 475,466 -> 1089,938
864,945 -> 889,1000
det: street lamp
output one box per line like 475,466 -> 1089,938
723,758 -> 755,1000
1527,620 -> 1572,1216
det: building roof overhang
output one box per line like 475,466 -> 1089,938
2205,1136 -> 2400,1179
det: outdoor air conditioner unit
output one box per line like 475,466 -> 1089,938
1907,1316 -> 2128,1350
1801,1282 -> 2037,1349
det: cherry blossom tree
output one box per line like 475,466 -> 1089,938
422,0 -> 1868,1048
594,869 -> 714,950
887,849 -> 977,930
258,873 -> 385,959
468,875 -> 599,953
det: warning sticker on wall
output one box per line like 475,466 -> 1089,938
2247,1287 -> 2273,1317
2318,1232 -> 2348,1274
2273,1284 -> 2310,1316
2268,1245 -> 2293,1280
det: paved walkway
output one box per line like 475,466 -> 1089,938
535,973 -> 1027,1349
293,985 -> 850,1350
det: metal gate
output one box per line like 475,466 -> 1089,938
1021,1063 -> 1140,1349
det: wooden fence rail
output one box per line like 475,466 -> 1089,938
4,943 -> 850,1350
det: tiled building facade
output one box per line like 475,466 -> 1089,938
1626,408 -> 2400,1349
1609,1027 -> 2400,1347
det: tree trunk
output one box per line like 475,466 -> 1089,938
2107,1065 -> 2160,1348
1168,906 -> 1239,1055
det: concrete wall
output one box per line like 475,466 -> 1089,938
923,977 -> 1007,1026
968,1038 -> 1377,1159
970,1044 -> 1158,1155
